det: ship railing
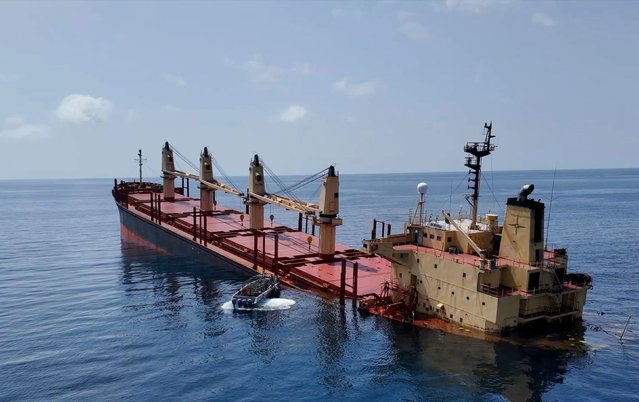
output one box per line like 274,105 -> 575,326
523,284 -> 565,296
437,250 -> 485,269
479,284 -> 516,298
492,255 -> 566,270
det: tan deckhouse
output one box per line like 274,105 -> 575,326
363,123 -> 592,333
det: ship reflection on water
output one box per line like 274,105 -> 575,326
382,322 -> 589,401
118,233 -> 589,401
118,234 -> 245,334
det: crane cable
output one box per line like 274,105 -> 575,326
168,143 -> 242,193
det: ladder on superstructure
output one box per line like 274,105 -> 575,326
464,122 -> 496,229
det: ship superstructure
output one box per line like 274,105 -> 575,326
362,123 -> 592,333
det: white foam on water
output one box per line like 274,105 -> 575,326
260,298 -> 296,310
221,298 -> 296,311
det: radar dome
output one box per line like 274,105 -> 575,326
417,182 -> 428,195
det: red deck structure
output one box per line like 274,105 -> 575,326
113,182 -> 392,302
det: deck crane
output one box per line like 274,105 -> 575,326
161,142 -> 343,259
245,154 -> 342,259
161,142 -> 244,209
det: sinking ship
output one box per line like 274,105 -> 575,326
113,122 -> 591,336
361,123 -> 592,333
113,143 -> 390,308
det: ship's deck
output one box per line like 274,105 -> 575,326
121,191 -> 390,297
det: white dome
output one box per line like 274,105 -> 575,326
417,182 -> 428,195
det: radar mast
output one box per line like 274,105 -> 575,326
135,149 -> 146,184
464,122 -> 495,229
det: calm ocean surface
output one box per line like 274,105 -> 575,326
1,169 -> 638,402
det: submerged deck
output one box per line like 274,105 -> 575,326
115,185 -> 391,298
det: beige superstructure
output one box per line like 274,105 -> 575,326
362,124 -> 591,333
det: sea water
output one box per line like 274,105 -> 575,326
0,169 -> 638,401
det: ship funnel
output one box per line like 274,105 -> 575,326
518,184 -> 535,202
500,184 -> 545,264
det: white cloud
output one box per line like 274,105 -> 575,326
161,73 -> 187,86
243,56 -> 311,85
280,105 -> 307,123
56,94 -> 113,124
0,120 -> 50,141
4,115 -> 24,127
332,78 -> 379,97
531,12 -> 556,27
397,11 -> 430,42
444,0 -> 510,13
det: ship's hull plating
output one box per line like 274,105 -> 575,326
117,204 -> 256,276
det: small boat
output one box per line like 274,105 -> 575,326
232,274 -> 281,309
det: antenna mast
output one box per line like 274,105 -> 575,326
464,122 -> 496,229
545,167 -> 557,250
135,149 -> 146,184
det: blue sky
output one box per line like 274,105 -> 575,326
0,0 -> 637,179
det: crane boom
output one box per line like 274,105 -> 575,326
441,210 -> 487,259
248,191 -> 319,215
164,170 -> 244,197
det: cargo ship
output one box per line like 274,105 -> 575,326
113,143 -> 391,307
112,123 -> 591,335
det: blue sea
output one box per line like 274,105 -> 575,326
1,169 -> 638,401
